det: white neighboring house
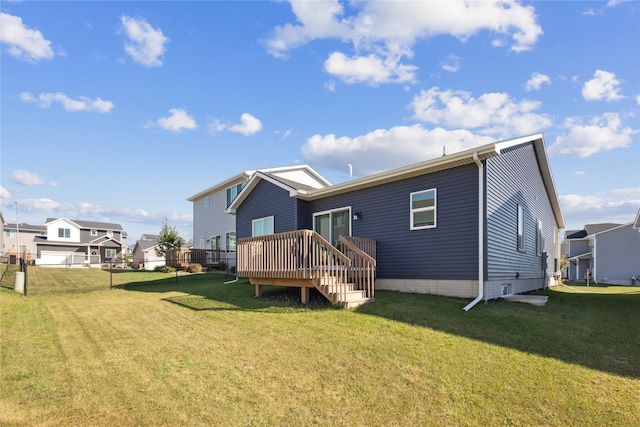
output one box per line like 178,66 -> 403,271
561,212 -> 640,285
131,234 -> 165,271
187,165 -> 332,269
35,218 -> 127,267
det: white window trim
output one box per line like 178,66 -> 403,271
226,231 -> 237,252
205,196 -> 210,208
107,230 -> 114,237
517,204 -> 526,252
252,216 -> 275,237
536,219 -> 543,256
90,229 -> 97,236
410,188 -> 437,230
105,249 -> 117,259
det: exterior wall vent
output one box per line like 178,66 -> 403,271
501,284 -> 512,296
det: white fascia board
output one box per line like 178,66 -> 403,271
46,217 -> 81,229
634,209 -> 640,230
296,143 -> 502,200
186,171 -> 253,201
226,172 -> 302,214
259,164 -> 332,186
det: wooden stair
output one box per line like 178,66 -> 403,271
314,276 -> 374,308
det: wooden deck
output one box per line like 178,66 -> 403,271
237,230 -> 376,307
166,248 -> 224,269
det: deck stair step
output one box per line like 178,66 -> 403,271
315,281 -> 373,308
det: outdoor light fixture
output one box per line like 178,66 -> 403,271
353,212 -> 361,221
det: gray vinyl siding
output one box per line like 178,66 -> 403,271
307,164 -> 479,280
236,180 -> 298,239
486,142 -> 558,284
595,224 -> 640,284
568,239 -> 590,257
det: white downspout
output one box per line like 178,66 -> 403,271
463,152 -> 484,311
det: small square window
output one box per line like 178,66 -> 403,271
91,229 -> 97,236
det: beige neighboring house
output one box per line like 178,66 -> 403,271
2,221 -> 48,263
187,165 -> 331,269
131,234 -> 165,270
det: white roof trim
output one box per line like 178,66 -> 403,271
226,134 -> 565,230
226,172 -> 303,214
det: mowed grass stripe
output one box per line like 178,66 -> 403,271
1,268 -> 639,426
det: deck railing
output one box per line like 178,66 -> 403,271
339,236 -> 376,299
166,248 -> 224,268
237,230 -> 376,302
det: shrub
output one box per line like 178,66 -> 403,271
217,261 -> 227,271
154,265 -> 176,273
187,263 -> 202,273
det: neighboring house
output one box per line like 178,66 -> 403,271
561,213 -> 640,285
131,234 -> 165,270
35,218 -> 127,266
3,222 -> 48,263
187,165 -> 331,269
228,134 -> 565,308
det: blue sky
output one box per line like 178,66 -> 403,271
1,0 -> 639,242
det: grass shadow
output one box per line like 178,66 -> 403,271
354,287 -> 640,379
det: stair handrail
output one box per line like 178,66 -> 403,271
339,235 -> 376,299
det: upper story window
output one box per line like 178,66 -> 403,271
40,232 -> 47,237
226,184 -> 243,208
58,228 -> 71,238
91,229 -> 97,236
5,230 -> 16,237
107,230 -> 113,237
205,196 -> 210,208
252,216 -> 274,237
410,189 -> 436,230
517,205 -> 525,252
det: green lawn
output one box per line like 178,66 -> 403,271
1,267 -> 639,426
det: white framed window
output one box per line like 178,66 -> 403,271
517,205 -> 525,252
252,216 -> 274,237
107,230 -> 113,237
410,189 -> 436,230
200,237 -> 205,249
5,230 -> 16,237
211,235 -> 221,251
40,232 -> 47,237
105,249 -> 116,259
226,231 -> 236,252
58,228 -> 71,238
313,207 -> 351,247
226,184 -> 243,207
536,219 -> 543,256
91,229 -> 97,236
205,196 -> 210,208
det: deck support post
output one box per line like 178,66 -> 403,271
300,286 -> 309,304
255,284 -> 262,298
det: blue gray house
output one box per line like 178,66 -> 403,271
227,134 -> 565,309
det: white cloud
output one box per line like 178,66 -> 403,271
574,171 -> 586,176
525,72 -> 551,91
0,186 -> 10,199
20,91 -> 114,113
560,187 -> 640,229
441,54 -> 461,73
548,113 -> 636,157
582,70 -> 624,101
0,12 -> 54,62
410,87 -> 552,138
635,94 -> 640,105
301,124 -> 494,176
147,108 -> 197,132
265,1 -> 542,85
228,113 -> 263,136
11,170 -> 58,186
324,51 -> 417,85
120,15 -> 169,67
606,0 -> 630,7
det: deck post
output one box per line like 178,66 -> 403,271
255,284 -> 262,298
300,286 -> 309,304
